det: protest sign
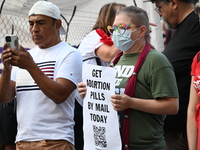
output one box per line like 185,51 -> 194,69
82,64 -> 121,150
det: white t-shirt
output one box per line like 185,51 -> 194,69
78,30 -> 109,66
11,42 -> 82,144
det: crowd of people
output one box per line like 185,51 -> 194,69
0,0 -> 200,150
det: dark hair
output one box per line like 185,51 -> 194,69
92,2 -> 126,36
116,6 -> 150,42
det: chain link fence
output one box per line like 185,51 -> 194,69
0,9 -> 99,73
0,13 -> 97,47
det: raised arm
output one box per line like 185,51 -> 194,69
0,46 -> 16,103
8,46 -> 80,104
96,44 -> 120,63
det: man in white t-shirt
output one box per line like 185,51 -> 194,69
0,1 -> 82,150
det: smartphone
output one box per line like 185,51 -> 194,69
5,35 -> 19,50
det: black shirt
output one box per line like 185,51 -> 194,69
163,11 -> 200,132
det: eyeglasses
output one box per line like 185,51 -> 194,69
107,24 -> 141,35
154,2 -> 165,14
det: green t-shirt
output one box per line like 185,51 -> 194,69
114,49 -> 179,150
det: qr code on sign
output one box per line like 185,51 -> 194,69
93,125 -> 107,148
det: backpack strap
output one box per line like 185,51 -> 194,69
95,57 -> 101,66
83,57 -> 101,66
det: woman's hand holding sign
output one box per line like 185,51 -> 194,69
110,94 -> 132,111
78,82 -> 87,99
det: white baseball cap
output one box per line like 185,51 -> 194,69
28,1 -> 66,35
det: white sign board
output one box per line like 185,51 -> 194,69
82,64 -> 121,150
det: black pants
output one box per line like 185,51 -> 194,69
0,100 -> 17,145
74,100 -> 83,150
164,131 -> 188,150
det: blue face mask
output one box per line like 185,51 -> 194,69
112,28 -> 140,51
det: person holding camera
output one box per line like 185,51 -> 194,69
0,1 -> 82,150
